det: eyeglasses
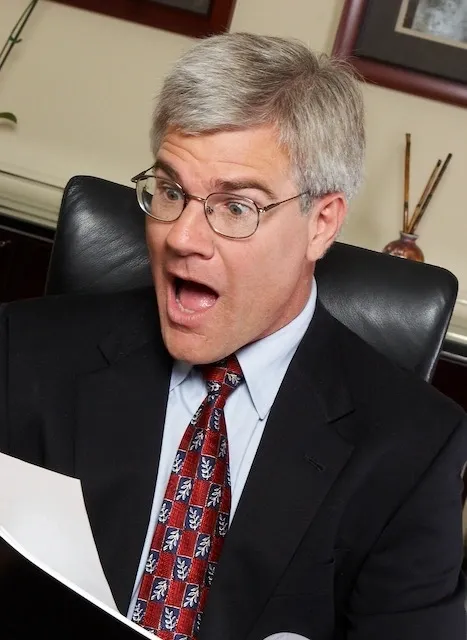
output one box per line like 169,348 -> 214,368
131,166 -> 309,239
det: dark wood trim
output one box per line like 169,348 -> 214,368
0,214 -> 55,242
51,0 -> 237,38
0,222 -> 54,303
332,0 -> 467,109
332,0 -> 367,55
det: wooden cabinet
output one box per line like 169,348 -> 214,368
0,214 -> 54,303
432,355 -> 467,412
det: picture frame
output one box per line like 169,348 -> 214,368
332,0 -> 467,108
51,0 -> 237,38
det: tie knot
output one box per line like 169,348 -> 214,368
199,354 -> 244,403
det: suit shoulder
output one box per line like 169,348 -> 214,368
3,287 -> 155,334
332,312 -> 467,434
1,287 -> 158,356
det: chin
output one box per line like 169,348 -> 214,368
161,325 -> 219,365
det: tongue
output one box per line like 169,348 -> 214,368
178,281 -> 217,312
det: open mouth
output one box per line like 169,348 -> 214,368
174,277 -> 219,314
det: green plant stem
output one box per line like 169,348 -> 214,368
0,1 -> 39,74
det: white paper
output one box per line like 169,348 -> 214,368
0,451 -> 115,607
0,452 -> 159,639
0,526 -> 157,639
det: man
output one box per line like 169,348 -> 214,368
1,32 -> 466,640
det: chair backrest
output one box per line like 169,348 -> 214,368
45,175 -> 459,382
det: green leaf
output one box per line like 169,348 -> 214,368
0,112 -> 17,123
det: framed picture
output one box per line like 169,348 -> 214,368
51,0 -> 237,38
332,0 -> 467,108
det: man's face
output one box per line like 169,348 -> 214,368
146,125 -> 345,364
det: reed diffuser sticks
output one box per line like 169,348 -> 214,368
408,153 -> 452,234
403,133 -> 411,234
401,133 -> 452,235
407,159 -> 441,234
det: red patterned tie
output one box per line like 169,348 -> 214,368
132,355 -> 244,640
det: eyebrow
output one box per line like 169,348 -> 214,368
212,178 -> 276,201
153,160 -> 180,182
154,159 -> 277,201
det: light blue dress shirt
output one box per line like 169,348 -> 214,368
128,279 -> 318,616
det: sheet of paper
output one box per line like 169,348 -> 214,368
0,525 -> 159,639
0,452 -> 160,638
0,451 -> 116,607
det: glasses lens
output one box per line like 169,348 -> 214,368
135,176 -> 155,214
136,177 -> 184,221
206,194 -> 259,238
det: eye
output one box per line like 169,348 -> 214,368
156,179 -> 184,203
165,187 -> 183,201
226,201 -> 253,216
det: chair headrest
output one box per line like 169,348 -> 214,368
46,175 -> 458,382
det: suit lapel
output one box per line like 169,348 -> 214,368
200,304 -> 356,640
70,289 -> 358,631
74,291 -> 172,612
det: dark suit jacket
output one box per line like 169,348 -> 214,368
1,287 -> 466,640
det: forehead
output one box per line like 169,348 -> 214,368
155,126 -> 293,188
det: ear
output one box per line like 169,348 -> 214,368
306,193 -> 347,262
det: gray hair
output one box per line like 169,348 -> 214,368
150,32 -> 365,206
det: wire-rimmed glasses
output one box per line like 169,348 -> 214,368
131,167 -> 309,239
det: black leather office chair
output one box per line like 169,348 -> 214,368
45,175 -> 459,383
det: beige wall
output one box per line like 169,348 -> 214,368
0,0 -> 466,320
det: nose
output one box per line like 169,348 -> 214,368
165,198 -> 215,258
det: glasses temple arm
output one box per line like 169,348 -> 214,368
130,164 -> 156,183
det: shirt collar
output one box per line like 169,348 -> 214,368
170,358 -> 192,391
236,278 -> 317,418
170,278 -> 318,418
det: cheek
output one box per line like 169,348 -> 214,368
226,242 -> 291,300
252,224 -> 308,279
146,221 -> 166,260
